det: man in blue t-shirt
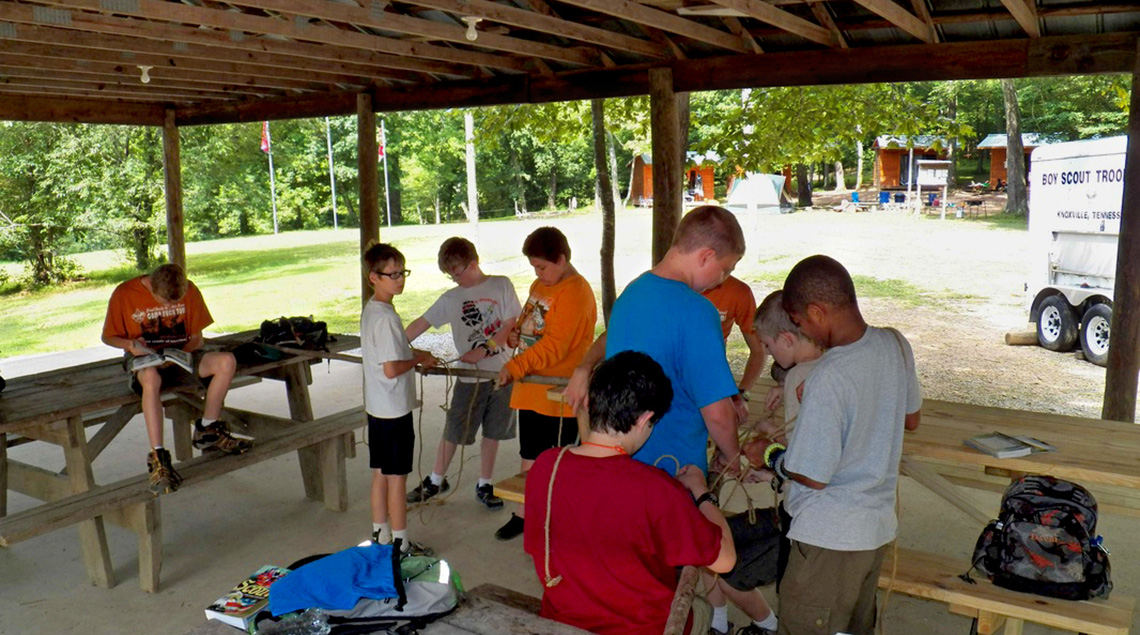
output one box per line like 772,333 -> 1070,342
566,205 -> 747,476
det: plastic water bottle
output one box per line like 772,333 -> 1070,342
256,608 -> 331,635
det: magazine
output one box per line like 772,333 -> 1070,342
128,347 -> 194,373
203,565 -> 290,631
964,432 -> 1056,459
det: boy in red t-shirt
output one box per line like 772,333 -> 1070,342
102,264 -> 249,493
524,351 -> 735,635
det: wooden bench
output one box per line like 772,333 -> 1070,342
0,405 -> 366,592
879,547 -> 1134,635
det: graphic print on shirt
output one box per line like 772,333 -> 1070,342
132,303 -> 189,349
516,295 -> 551,351
459,297 -> 504,353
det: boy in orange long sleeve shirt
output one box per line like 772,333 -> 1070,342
495,226 -> 597,541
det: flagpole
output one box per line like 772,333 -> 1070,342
265,122 -> 279,234
382,119 -> 392,228
325,117 -> 338,230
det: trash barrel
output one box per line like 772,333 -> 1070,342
851,192 -> 860,203
879,191 -> 890,204
894,193 -> 906,203
928,193 -> 937,206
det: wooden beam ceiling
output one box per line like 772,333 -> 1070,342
554,0 -> 752,53
706,0 -> 832,47
850,0 -> 936,43
1000,0 -> 1041,38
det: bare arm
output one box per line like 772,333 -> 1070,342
905,409 -> 921,431
738,330 -> 768,393
102,334 -> 149,356
184,332 -> 204,352
383,350 -> 437,379
405,316 -> 432,343
563,331 -> 607,412
676,466 -> 736,573
700,397 -> 741,469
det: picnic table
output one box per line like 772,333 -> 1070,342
0,331 -> 363,591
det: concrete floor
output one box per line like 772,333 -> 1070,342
2,349 -> 1137,635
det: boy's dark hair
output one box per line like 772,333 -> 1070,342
754,290 -> 800,340
671,205 -> 746,258
587,351 -> 673,435
150,264 -> 187,302
438,237 -> 478,274
782,255 -> 857,316
363,243 -> 405,275
522,226 -> 571,263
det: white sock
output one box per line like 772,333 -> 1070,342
754,612 -> 778,631
477,477 -> 491,488
373,522 -> 391,544
393,529 -> 409,551
200,418 -> 216,427
711,605 -> 729,633
429,473 -> 444,486
152,445 -> 164,451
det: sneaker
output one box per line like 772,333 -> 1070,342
393,537 -> 434,558
192,420 -> 252,455
708,622 -> 733,635
147,448 -> 182,494
407,476 -> 450,503
476,484 -> 504,509
735,625 -> 775,635
495,513 -> 524,541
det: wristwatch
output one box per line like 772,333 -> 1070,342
694,491 -> 720,508
738,388 -> 751,402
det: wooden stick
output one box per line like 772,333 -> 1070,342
265,345 -> 363,364
663,566 -> 700,635
1004,331 -> 1038,346
416,366 -> 569,387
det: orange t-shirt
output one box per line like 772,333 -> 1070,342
505,272 -> 598,417
701,275 -> 756,341
102,276 -> 213,350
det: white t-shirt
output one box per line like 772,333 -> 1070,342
421,275 -> 521,383
784,326 -> 922,551
361,299 -> 417,418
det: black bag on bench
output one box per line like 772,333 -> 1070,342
966,474 -> 1112,600
258,316 -> 334,351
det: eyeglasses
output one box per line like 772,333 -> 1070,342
447,261 -> 471,282
377,269 -> 411,280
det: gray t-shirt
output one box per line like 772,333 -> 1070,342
422,275 -> 521,383
361,299 -> 416,418
784,326 -> 922,551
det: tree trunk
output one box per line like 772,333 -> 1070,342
624,156 -> 637,208
833,161 -> 846,192
1001,79 -> 1029,215
464,111 -> 479,224
511,141 -> 528,215
548,168 -> 558,211
592,99 -> 617,324
389,152 -> 403,224
796,163 -> 813,207
678,92 -> 691,172
434,196 -> 441,224
855,140 -> 864,190
607,129 -> 621,211
947,95 -> 958,193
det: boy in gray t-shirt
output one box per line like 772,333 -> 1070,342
767,255 -> 922,635
405,237 -> 522,509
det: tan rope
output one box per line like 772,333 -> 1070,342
542,445 -> 573,588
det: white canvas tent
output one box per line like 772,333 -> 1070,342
725,173 -> 789,214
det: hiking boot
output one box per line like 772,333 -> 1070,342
407,476 -> 449,503
393,537 -> 434,558
192,420 -> 252,455
147,448 -> 182,494
735,624 -> 775,635
476,483 -> 504,509
495,513 -> 524,541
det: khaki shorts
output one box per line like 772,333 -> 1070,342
777,541 -> 888,635
444,381 -> 516,445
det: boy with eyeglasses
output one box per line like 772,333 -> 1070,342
404,237 -> 521,509
361,243 -> 438,553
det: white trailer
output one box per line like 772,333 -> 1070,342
1028,136 -> 1125,366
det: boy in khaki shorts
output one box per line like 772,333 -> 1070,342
405,237 -> 522,509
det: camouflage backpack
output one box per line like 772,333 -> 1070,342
965,474 -> 1111,600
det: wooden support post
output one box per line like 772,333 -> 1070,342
162,108 -> 186,271
1103,46 -> 1140,423
283,364 -> 322,500
63,415 -> 115,588
319,436 -> 348,512
358,93 -> 380,307
649,67 -> 682,265
125,499 -> 163,593
0,433 -> 6,517
168,401 -> 195,462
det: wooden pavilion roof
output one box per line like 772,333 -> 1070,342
2,0 -> 1139,126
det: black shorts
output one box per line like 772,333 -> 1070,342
368,412 -> 415,475
123,350 -> 208,396
721,507 -> 782,591
518,409 -> 577,461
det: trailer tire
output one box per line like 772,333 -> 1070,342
1080,304 -> 1112,367
1037,295 -> 1078,352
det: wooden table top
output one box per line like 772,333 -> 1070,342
0,331 -> 360,435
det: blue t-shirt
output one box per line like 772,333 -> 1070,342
605,272 -> 738,474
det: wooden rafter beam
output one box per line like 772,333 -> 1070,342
0,76 -> 242,101
807,2 -> 847,49
554,0 -> 750,53
850,0 -> 934,43
0,60 -> 287,97
0,92 -> 174,117
909,0 -> 940,44
221,0 -> 598,67
42,0 -> 528,71
1000,0 -> 1041,38
395,0 -> 665,59
0,9 -> 469,79
707,0 -> 832,47
721,17 -> 763,54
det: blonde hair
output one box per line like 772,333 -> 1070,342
150,264 -> 187,302
437,237 -> 478,274
671,205 -> 745,257
754,290 -> 800,340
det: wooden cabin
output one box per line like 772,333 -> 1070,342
630,152 -> 717,206
976,133 -> 1048,188
873,135 -> 949,189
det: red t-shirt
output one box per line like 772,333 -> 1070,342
701,275 -> 756,341
102,276 -> 213,350
523,449 -> 722,635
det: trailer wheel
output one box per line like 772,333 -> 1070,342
1037,295 -> 1078,352
1080,304 -> 1112,367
